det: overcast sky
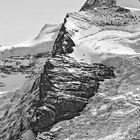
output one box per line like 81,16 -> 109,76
0,0 -> 140,45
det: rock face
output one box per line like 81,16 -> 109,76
52,0 -> 139,63
47,56 -> 140,140
0,55 -> 115,140
80,0 -> 116,11
1,0 -> 140,140
52,21 -> 75,57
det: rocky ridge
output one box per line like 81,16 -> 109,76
0,55 -> 115,140
0,0 -> 140,140
48,55 -> 140,140
80,0 -> 116,11
52,1 -> 138,63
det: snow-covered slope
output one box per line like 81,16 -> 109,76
69,8 -> 140,63
49,1 -> 140,140
0,24 -> 61,59
2,1 -> 140,140
70,25 -> 140,63
53,4 -> 140,64
16,24 -> 60,47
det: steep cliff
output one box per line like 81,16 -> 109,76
0,55 -> 115,140
1,0 -> 140,140
52,0 -> 138,63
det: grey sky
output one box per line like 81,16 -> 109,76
0,0 -> 139,45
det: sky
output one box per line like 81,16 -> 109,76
0,0 -> 140,45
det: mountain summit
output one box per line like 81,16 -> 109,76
1,0 -> 140,140
52,0 -> 138,63
80,0 -> 116,10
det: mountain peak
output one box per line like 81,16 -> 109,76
80,0 -> 116,11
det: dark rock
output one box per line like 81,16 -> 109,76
80,0 -> 116,11
52,16 -> 75,57
0,55 -> 115,140
1,0 -> 139,140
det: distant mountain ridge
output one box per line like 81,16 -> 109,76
0,24 -> 61,59
35,24 -> 60,39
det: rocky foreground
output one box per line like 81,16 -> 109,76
1,0 -> 140,140
0,55 -> 115,140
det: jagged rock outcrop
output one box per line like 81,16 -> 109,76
1,0 -> 140,140
37,2 -> 140,139
80,0 -> 116,11
52,0 -> 138,63
52,21 -> 75,57
45,55 -> 140,140
0,55 -> 115,140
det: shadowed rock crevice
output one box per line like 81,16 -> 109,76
52,15 -> 75,57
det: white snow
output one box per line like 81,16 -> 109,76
0,91 -> 8,95
16,32 -> 55,47
69,19 -> 140,63
0,25 -> 57,52
64,7 -> 140,64
125,7 -> 140,11
125,7 -> 140,19
0,45 -> 14,52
